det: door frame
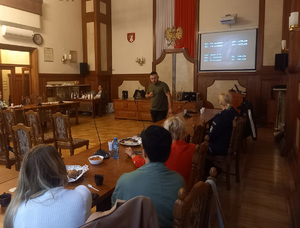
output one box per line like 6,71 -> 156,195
0,66 -> 15,105
0,44 -> 39,104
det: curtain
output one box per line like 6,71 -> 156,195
174,0 -> 195,58
155,0 -> 175,59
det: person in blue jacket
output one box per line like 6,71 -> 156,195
208,92 -> 238,156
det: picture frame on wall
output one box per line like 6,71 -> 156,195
44,47 -> 54,62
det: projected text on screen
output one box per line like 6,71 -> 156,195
199,29 -> 257,71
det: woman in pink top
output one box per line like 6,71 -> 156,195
125,116 -> 195,184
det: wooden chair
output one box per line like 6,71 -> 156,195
0,111 -> 19,169
52,112 -> 89,156
11,123 -> 33,169
213,116 -> 246,190
25,110 -> 55,145
22,96 -> 32,105
2,109 -> 17,143
190,121 -> 207,145
80,196 -> 160,228
36,95 -> 44,104
174,168 -> 228,228
187,135 -> 209,192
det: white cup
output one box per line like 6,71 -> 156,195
11,103 -> 14,107
184,109 -> 187,115
200,107 -> 205,114
108,141 -> 113,151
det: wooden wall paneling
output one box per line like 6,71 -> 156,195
152,0 -> 156,63
98,0 -> 112,75
85,71 -> 98,91
0,0 -> 43,15
110,74 -> 150,100
282,0 -> 291,43
256,0 -> 265,71
9,73 -> 22,105
30,49 -> 39,99
0,52 -> 2,95
94,0 -> 100,74
98,74 -> 111,101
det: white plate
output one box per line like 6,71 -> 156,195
66,164 -> 89,182
118,136 -> 142,147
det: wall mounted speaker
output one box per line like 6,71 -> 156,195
275,53 -> 288,71
80,62 -> 89,75
122,91 -> 128,99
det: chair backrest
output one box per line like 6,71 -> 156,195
22,96 -> 31,105
187,135 -> 209,192
191,121 -> 206,145
227,116 -> 246,156
52,112 -> 72,142
36,96 -> 44,104
2,109 -> 17,138
25,110 -> 43,141
0,120 -> 8,158
174,181 -> 213,228
174,167 -> 225,228
12,123 -> 33,156
81,196 -> 160,228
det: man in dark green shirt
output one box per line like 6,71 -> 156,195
145,71 -> 173,122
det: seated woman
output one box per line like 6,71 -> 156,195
0,94 -> 8,108
125,116 -> 195,184
94,85 -> 105,99
208,92 -> 238,156
4,144 -> 92,228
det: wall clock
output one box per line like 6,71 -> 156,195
33,33 -> 43,45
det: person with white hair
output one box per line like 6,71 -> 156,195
208,92 -> 238,156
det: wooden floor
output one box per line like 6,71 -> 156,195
1,113 -> 292,227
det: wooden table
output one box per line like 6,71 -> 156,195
71,98 -> 104,118
0,109 -> 220,220
9,101 -> 80,125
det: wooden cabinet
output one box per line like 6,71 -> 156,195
113,99 -> 196,121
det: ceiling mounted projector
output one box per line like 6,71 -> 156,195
220,14 -> 237,25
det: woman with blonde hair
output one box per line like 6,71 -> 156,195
125,116 -> 195,184
208,92 -> 238,156
4,144 -> 92,228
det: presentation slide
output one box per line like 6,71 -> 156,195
199,29 -> 257,71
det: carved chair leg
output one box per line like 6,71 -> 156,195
236,156 -> 240,183
15,162 -> 21,171
226,162 -> 231,190
70,149 -> 74,156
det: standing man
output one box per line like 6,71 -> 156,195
145,71 -> 173,122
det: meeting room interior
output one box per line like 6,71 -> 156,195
0,0 -> 300,227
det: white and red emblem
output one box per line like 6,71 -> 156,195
127,33 -> 135,43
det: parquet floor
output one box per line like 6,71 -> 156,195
1,113 -> 292,227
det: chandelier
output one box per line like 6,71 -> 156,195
165,26 -> 183,47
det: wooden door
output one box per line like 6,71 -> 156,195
21,68 -> 31,101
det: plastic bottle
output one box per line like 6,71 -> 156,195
111,137 -> 119,159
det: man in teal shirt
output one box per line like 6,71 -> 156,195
145,71 -> 173,122
112,125 -> 184,228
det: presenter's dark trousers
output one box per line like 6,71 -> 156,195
150,110 -> 168,123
